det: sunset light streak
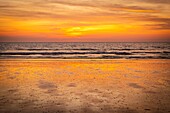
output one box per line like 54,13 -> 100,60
0,0 -> 169,42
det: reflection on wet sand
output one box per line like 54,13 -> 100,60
0,59 -> 170,113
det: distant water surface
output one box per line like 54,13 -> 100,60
0,42 -> 169,59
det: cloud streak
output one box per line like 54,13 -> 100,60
0,0 -> 169,42
140,0 -> 170,4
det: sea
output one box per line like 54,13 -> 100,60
0,42 -> 169,59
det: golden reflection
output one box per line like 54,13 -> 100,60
0,60 -> 170,112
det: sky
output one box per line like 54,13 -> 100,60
0,0 -> 170,42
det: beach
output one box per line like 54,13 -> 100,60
0,59 -> 170,113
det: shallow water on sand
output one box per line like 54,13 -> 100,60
0,60 -> 170,113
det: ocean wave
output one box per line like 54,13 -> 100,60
0,51 -> 133,55
0,42 -> 169,59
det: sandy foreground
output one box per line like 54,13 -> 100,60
0,59 -> 170,113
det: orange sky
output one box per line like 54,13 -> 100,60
0,0 -> 170,42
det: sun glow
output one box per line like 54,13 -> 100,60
0,0 -> 169,42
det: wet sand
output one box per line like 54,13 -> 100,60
0,59 -> 170,113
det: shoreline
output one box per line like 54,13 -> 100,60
0,58 -> 170,61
